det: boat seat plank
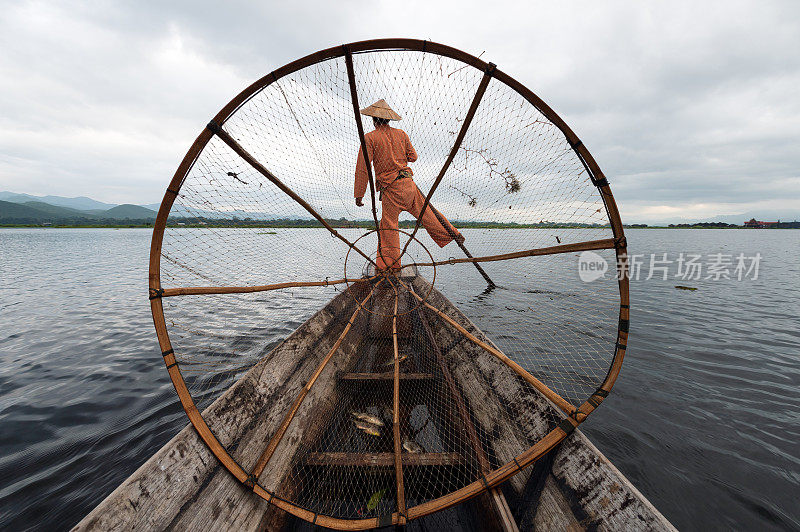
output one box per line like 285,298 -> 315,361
340,371 -> 434,382
303,452 -> 463,467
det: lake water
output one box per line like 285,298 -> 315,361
0,228 -> 798,530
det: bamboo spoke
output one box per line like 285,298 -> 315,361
344,47 -> 382,258
250,279 -> 383,479
160,277 -> 372,298
413,288 -> 518,531
414,294 -> 490,472
397,278 -> 576,416
206,121 -> 377,268
399,63 -> 496,259
388,278 -> 407,521
414,238 -> 616,267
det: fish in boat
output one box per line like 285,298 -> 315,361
351,412 -> 384,427
354,421 -> 381,437
402,439 -> 423,453
382,353 -> 408,366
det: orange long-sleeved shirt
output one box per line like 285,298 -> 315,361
354,124 -> 418,198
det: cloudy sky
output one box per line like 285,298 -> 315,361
1,0 -> 798,223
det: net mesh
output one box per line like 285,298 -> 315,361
154,43 -> 624,526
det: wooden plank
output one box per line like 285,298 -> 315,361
340,372 -> 434,382
302,452 -> 464,467
489,488 -> 521,532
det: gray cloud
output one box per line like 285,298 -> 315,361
1,0 -> 798,223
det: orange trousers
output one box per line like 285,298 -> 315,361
376,178 -> 462,270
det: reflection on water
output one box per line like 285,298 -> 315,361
0,228 -> 798,530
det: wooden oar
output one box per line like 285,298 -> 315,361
412,182 -> 496,288
429,203 -> 496,288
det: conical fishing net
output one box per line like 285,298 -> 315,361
149,39 -> 629,529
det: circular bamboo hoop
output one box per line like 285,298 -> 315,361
148,38 -> 630,529
343,228 -> 437,317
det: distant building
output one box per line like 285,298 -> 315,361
743,218 -> 779,228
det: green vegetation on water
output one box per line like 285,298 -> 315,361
3,219 -> 799,229
2,198 -> 798,229
1,219 -> 611,229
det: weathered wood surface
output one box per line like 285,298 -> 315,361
530,475 -> 584,531
74,288 -> 364,531
414,288 -> 517,532
367,282 -> 413,338
547,431 -> 678,531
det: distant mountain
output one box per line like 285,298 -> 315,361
0,200 -> 97,223
0,192 -> 41,203
103,204 -> 157,219
0,200 -> 47,221
0,191 -> 117,211
0,199 -> 157,223
0,191 -> 288,223
21,201 -> 97,217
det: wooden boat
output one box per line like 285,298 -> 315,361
75,274 -> 674,531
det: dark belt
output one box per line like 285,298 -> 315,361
379,170 -> 412,201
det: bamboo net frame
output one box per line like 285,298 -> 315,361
148,38 -> 629,529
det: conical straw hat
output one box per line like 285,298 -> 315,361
360,99 -> 402,120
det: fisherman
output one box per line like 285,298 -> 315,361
354,99 -> 464,271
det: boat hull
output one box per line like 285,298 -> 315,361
75,282 -> 673,531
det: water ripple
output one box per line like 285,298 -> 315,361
0,228 -> 798,530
